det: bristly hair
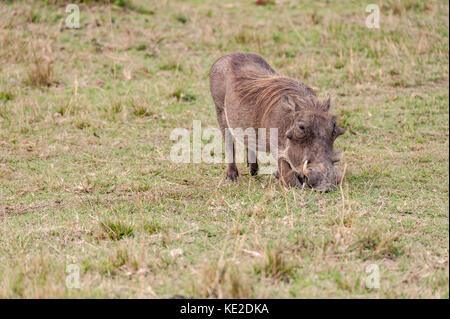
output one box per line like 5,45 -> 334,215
232,71 -> 329,123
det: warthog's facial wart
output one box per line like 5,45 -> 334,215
301,161 -> 343,192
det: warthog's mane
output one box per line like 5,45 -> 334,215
232,71 -> 329,122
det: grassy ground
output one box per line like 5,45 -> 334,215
0,0 -> 448,298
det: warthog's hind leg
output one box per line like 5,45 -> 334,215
226,141 -> 239,182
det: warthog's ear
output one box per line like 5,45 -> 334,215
335,126 -> 345,136
281,94 -> 300,113
322,94 -> 331,112
332,116 -> 345,138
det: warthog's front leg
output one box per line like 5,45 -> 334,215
277,158 -> 303,188
226,163 -> 239,182
246,148 -> 259,176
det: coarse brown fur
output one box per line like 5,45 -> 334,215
210,52 -> 345,191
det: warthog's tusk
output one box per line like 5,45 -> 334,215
303,160 -> 308,173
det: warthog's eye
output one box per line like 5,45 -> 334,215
298,124 -> 306,132
288,122 -> 307,140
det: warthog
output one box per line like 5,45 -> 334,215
209,52 -> 345,191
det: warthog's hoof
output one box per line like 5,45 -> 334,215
226,168 -> 239,182
249,163 -> 258,176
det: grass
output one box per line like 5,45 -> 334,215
0,0 -> 448,298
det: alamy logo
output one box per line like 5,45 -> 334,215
365,4 -> 380,29
365,264 -> 380,289
65,4 -> 80,29
66,264 -> 80,289
170,121 -> 278,174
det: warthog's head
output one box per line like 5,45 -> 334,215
281,94 -> 345,192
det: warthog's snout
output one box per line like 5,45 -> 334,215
312,183 -> 336,192
300,161 -> 342,192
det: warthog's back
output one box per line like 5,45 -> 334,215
209,52 -> 276,112
210,52 -> 316,129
